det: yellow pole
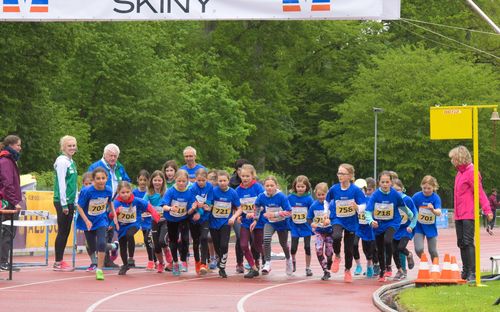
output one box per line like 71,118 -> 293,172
472,106 -> 482,287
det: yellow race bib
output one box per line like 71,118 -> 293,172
374,203 -> 394,221
291,206 -> 308,224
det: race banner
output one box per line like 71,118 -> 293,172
0,0 -> 400,21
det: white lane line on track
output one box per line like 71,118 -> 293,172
236,279 -> 313,312
86,275 -> 220,312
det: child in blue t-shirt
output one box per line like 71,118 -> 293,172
209,170 -> 242,278
288,175 -> 314,277
236,164 -> 264,278
114,181 -> 159,275
188,168 -> 213,276
161,169 -> 194,276
133,170 -> 156,270
255,176 -> 293,276
309,182 -> 334,281
76,167 -> 118,281
365,171 -> 414,282
412,175 -> 442,261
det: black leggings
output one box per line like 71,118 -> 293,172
167,219 -> 189,262
210,225 -> 231,269
353,235 -> 360,260
190,221 -> 210,265
392,237 -> 410,270
54,202 -> 75,262
362,240 -> 376,262
84,226 -> 107,255
142,229 -> 154,261
119,226 -> 139,265
332,224 -> 355,270
152,220 -> 169,254
291,236 -> 311,256
375,227 -> 396,277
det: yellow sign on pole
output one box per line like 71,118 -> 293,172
430,107 -> 473,140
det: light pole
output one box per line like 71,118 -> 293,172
373,107 -> 384,180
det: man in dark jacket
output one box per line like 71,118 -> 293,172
0,135 -> 22,271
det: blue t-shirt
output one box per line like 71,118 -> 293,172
160,186 -> 194,222
144,192 -> 164,222
236,182 -> 265,229
356,195 -> 375,241
412,191 -> 442,238
180,164 -> 206,181
308,200 -> 332,235
190,182 -> 214,224
366,187 -> 406,236
394,193 -> 417,240
132,189 -> 150,229
287,193 -> 314,238
255,191 -> 291,231
327,184 -> 366,233
114,197 -> 150,239
76,185 -> 113,231
210,186 -> 241,230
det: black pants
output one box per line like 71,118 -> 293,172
152,220 -> 169,254
84,226 -> 107,254
167,219 -> 189,262
332,224 -> 355,270
353,235 -> 360,260
119,226 -> 138,265
210,225 -> 231,269
233,221 -> 244,265
0,204 -> 18,264
291,236 -> 311,256
104,227 -> 115,265
455,219 -> 475,275
361,240 -> 376,262
392,237 -> 410,269
142,229 -> 154,261
375,227 -> 396,277
190,221 -> 210,265
54,202 -> 75,262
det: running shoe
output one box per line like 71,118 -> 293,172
292,260 -> 296,273
261,262 -> 271,275
354,264 -> 363,276
172,263 -> 181,276
118,265 -> 130,275
195,261 -> 201,275
384,268 -> 392,278
180,261 -> 188,272
164,248 -> 173,264
344,270 -> 353,283
366,266 -> 374,278
146,261 -> 155,271
219,268 -> 227,278
165,262 -> 173,272
53,261 -> 74,272
236,264 -> 244,274
306,268 -> 313,277
244,268 -> 259,279
377,276 -> 386,282
209,258 -> 218,270
127,258 -> 136,268
393,270 -> 405,281
199,264 -> 208,275
286,258 -> 293,276
373,264 -> 380,276
96,269 -> 104,281
86,264 -> 98,272
157,262 -> 165,273
110,241 -> 119,262
332,256 -> 341,273
244,262 -> 251,270
407,252 -> 415,270
321,270 -> 331,281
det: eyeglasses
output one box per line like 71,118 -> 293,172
337,172 -> 349,176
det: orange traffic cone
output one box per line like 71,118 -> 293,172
440,254 -> 452,280
430,257 -> 441,281
415,253 -> 431,286
450,256 -> 466,284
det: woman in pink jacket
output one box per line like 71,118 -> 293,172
449,145 -> 493,281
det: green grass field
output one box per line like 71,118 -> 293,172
397,280 -> 500,312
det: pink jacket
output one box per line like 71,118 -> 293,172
453,163 -> 491,220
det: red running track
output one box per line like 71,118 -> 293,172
0,228 -> 497,312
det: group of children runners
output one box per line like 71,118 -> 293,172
73,158 -> 442,283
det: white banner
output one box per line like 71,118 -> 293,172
0,0 -> 400,21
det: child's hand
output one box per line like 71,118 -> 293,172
203,204 -> 211,211
114,218 -> 120,231
193,213 -> 201,222
427,203 -> 434,210
250,221 -> 257,232
246,212 -> 255,219
350,201 -> 358,212
85,220 -> 93,231
171,205 -> 179,213
406,227 -> 413,234
323,218 -> 331,227
371,221 -> 379,229
228,216 -> 236,226
311,223 -> 317,229
263,212 -> 273,219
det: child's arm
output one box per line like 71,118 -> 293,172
147,204 -> 160,223
109,201 -> 119,231
77,204 -> 92,230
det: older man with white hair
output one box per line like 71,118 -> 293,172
180,146 -> 206,182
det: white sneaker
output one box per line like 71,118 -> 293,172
286,258 -> 293,276
262,262 -> 272,275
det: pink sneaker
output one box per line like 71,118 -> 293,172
157,262 -> 165,273
53,261 -> 74,272
146,261 -> 155,271
164,248 -> 173,264
384,270 -> 392,277
332,257 -> 341,273
344,270 -> 353,283
378,276 -> 386,282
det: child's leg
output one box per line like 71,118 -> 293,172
315,233 -> 326,269
142,229 -> 154,262
240,226 -> 255,268
126,227 -> 138,260
343,230 -> 355,270
413,233 -> 425,258
384,228 -> 396,268
189,222 -> 201,263
251,228 -> 264,265
209,228 -> 221,262
332,224 -> 343,258
290,236 -> 299,262
218,225 -> 231,269
152,222 -> 164,264
179,220 -> 190,262
392,239 -> 401,270
324,234 -> 334,270
427,236 -> 439,261
119,235 -> 128,265
200,221 -> 210,265
167,221 -> 180,263
96,227 -> 107,269
263,223 -> 275,262
375,233 -> 385,277
353,235 -> 361,263
304,235 -> 311,268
